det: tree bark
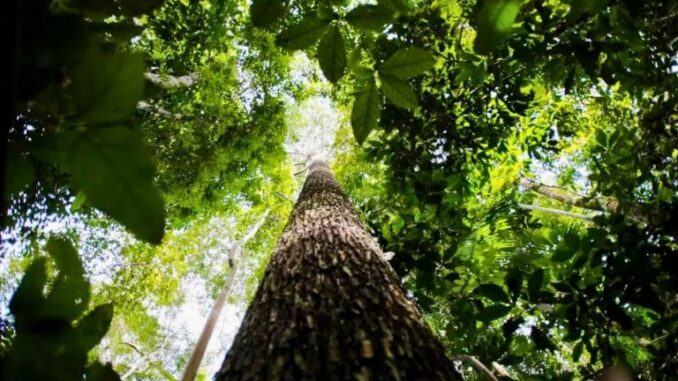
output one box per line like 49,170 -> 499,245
215,159 -> 461,381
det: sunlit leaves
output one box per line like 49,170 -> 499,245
347,47 -> 434,142
276,16 -> 329,51
345,4 -> 395,31
378,47 -> 436,79
317,25 -> 347,83
378,74 -> 419,109
473,0 -> 522,55
351,75 -> 381,145
69,46 -> 144,124
250,0 -> 286,27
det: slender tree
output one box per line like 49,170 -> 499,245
181,210 -> 270,381
215,158 -> 461,380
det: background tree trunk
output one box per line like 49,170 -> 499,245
215,159 -> 461,381
180,210 -> 270,381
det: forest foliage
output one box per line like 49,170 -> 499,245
2,0 -> 678,380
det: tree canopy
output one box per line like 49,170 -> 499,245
2,0 -> 677,380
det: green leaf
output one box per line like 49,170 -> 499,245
474,284 -> 511,303
351,76 -> 381,145
378,0 -> 409,14
86,362 -> 122,381
473,0 -> 522,55
71,191 -> 87,212
552,246 -> 576,262
505,270 -> 523,300
44,237 -> 90,321
250,0 -> 286,28
474,304 -> 512,323
67,127 -> 166,244
276,16 -> 329,51
572,341 -> 584,362
78,304 -> 114,350
527,268 -> 545,298
566,0 -> 609,23
530,326 -> 554,351
317,25 -> 347,83
70,45 -> 144,124
345,5 -> 395,31
378,73 -> 419,109
378,47 -> 436,79
9,258 -> 47,324
563,230 -> 581,250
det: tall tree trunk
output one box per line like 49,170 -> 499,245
215,159 -> 461,381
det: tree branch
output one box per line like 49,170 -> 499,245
145,72 -> 199,89
518,203 -> 599,221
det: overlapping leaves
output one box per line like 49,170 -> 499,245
2,238 -> 118,381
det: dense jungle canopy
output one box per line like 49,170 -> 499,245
1,0 -> 678,380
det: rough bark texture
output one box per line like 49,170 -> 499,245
215,160 -> 461,381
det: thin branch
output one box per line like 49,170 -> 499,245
137,101 -> 185,120
518,203 -> 598,221
276,191 -> 295,204
145,72 -> 199,89
454,355 -> 499,381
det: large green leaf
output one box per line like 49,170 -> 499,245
473,0 -> 522,55
56,128 -> 166,244
86,362 -> 122,381
527,268 -> 545,298
77,304 -> 114,350
276,16 -> 329,51
351,76 -> 381,145
378,47 -> 436,79
317,25 -> 347,83
69,45 -> 144,124
45,237 -> 90,322
552,246 -> 576,262
250,0 -> 286,28
9,258 -> 47,327
474,304 -> 512,323
474,284 -> 511,303
345,5 -> 395,31
378,73 -> 419,109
